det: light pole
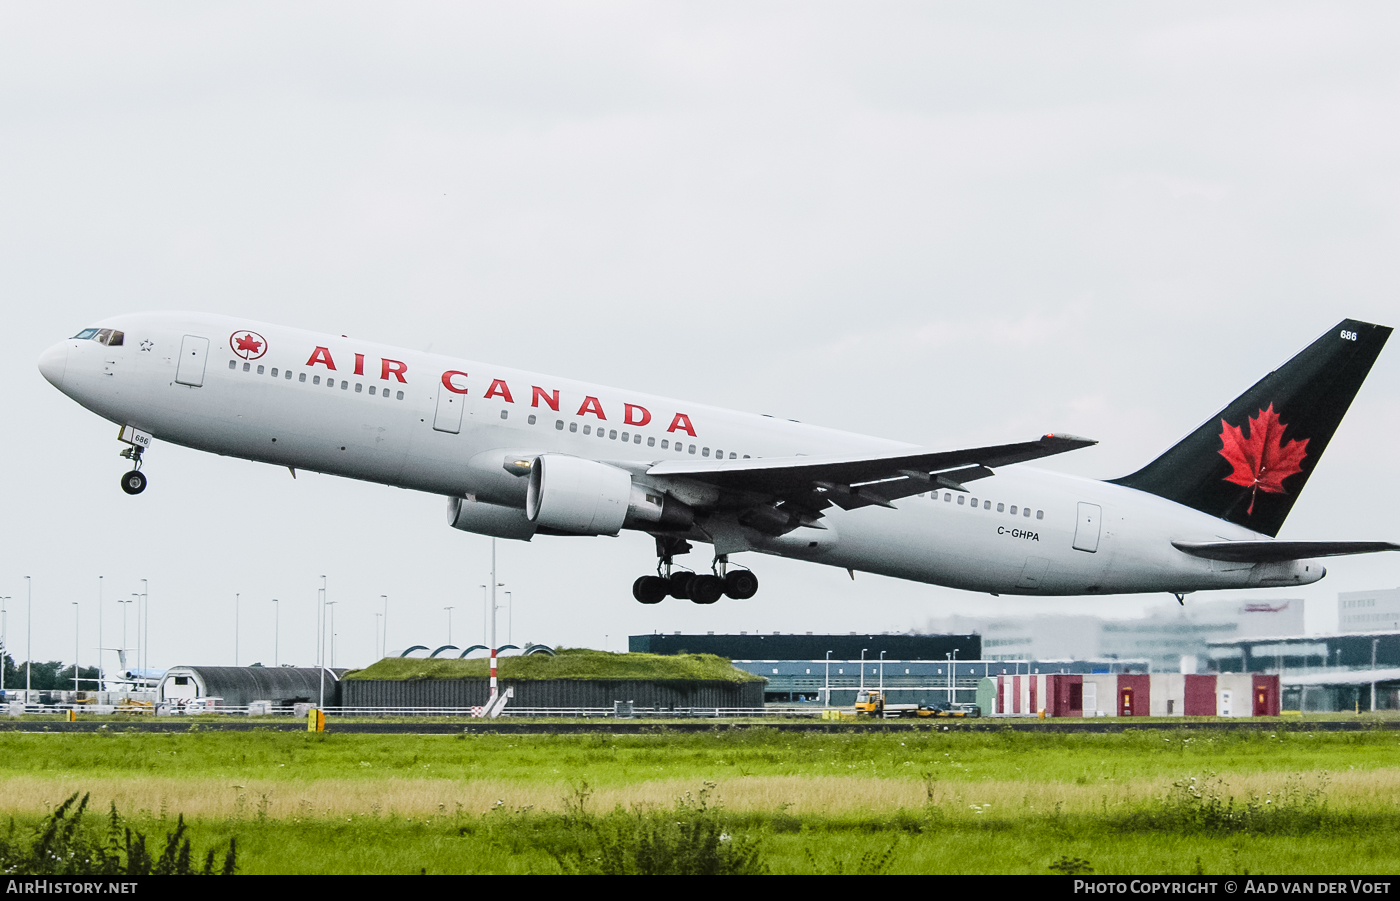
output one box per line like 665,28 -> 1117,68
326,601 -> 338,668
140,579 -> 148,675
375,613 -> 383,661
1372,638 -> 1380,713
235,593 -> 240,667
859,648 -> 867,691
505,591 -> 512,646
318,576 -> 327,709
96,576 -> 103,693
129,594 -> 141,682
271,599 -> 280,667
380,595 -> 388,659
824,651 -> 832,708
25,576 -> 32,702
72,602 -> 80,694
0,596 -> 9,694
119,597 -> 132,678
879,650 -> 886,692
444,606 -> 455,646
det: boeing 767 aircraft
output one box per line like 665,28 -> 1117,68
37,314 -> 1398,605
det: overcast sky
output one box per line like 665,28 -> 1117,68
3,3 -> 1398,674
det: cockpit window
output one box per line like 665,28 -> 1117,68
72,328 -> 124,346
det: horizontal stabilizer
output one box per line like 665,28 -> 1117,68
1172,540 -> 1400,564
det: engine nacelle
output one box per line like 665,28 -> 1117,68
447,495 -> 537,541
525,455 -> 693,536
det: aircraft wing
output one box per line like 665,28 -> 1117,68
646,433 -> 1096,511
1172,540 -> 1400,563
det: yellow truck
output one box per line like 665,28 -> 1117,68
853,690 -> 976,718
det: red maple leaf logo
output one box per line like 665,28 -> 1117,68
1218,404 -> 1308,515
235,333 -> 263,354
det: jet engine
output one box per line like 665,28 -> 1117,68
447,495 -> 537,541
525,454 -> 693,536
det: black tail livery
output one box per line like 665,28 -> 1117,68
1111,319 -> 1391,538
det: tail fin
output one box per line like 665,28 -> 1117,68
1110,319 -> 1391,537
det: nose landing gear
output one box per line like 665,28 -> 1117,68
118,428 -> 149,495
631,539 -> 759,604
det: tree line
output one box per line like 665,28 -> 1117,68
1,653 -> 102,692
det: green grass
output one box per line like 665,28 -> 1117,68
342,647 -> 764,683
1,728 -> 1397,873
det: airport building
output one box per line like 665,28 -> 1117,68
980,672 -> 1281,717
924,597 -> 1305,673
1206,630 -> 1400,712
1338,587 -> 1400,632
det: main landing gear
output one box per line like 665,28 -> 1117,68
632,537 -> 759,605
119,441 -> 147,495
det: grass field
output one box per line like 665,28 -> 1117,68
2,726 -> 1398,874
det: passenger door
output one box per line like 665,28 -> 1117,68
1072,502 -> 1101,553
433,379 -> 465,433
175,335 -> 209,387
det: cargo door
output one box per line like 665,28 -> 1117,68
175,335 -> 209,387
433,380 -> 466,434
1072,502 -> 1101,552
1017,556 -> 1049,589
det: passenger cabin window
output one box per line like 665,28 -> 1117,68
528,414 -> 537,425
396,391 -> 404,400
243,362 -> 250,372
270,367 -> 278,377
355,383 -> 363,393
984,500 -> 991,509
228,360 -> 236,370
997,503 -> 1004,512
583,425 -> 591,435
689,445 -> 696,454
299,373 -> 306,382
369,385 -> 376,395
609,429 -> 617,439
661,439 -> 668,449
1023,507 -> 1030,517
957,496 -> 965,505
257,365 -> 265,375
555,420 -> 564,430
702,448 -> 710,457
570,422 -> 578,433
1010,505 -> 1017,514
499,409 -> 508,419
1036,510 -> 1044,520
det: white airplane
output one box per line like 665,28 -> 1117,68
37,314 -> 1398,605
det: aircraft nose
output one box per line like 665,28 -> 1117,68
37,341 -> 68,389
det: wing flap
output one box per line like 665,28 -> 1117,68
1172,540 -> 1400,563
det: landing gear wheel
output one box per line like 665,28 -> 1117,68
668,572 -> 696,600
633,576 -> 668,604
690,575 -> 725,605
724,570 -> 759,600
120,470 -> 147,495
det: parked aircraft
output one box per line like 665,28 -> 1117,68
37,315 -> 1397,604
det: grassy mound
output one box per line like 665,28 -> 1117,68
341,648 -> 763,684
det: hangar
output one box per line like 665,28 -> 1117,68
160,666 -> 349,708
